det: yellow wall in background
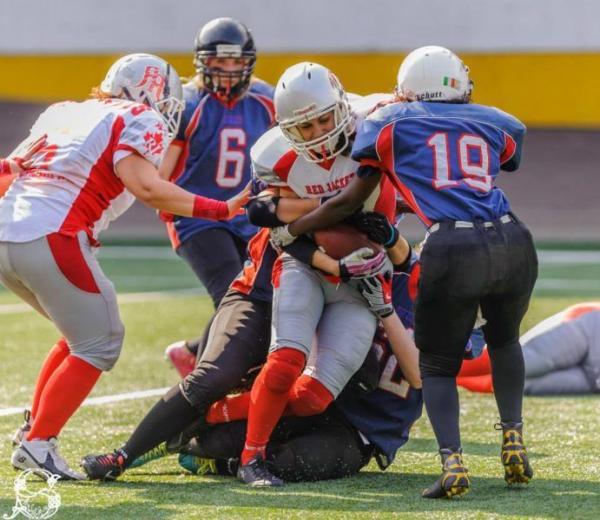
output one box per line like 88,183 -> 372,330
0,52 -> 598,127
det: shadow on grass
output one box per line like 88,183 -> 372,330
23,471 -> 596,519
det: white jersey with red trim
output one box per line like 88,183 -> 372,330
251,93 -> 392,210
0,98 -> 168,243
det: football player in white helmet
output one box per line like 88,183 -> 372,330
395,45 -> 473,103
232,62 -> 416,486
274,62 -> 355,163
1,53 -> 248,481
279,46 -> 534,499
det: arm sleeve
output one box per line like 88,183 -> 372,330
495,108 -> 526,172
283,235 -> 319,266
113,108 -> 169,169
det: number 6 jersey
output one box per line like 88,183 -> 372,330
166,79 -> 274,248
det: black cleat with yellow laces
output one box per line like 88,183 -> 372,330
498,421 -> 533,485
422,448 -> 470,499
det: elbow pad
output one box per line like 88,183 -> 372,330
283,235 -> 318,266
246,196 -> 285,228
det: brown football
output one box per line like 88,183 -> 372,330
313,223 -> 382,260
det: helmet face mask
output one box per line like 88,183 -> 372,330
275,63 -> 355,163
396,46 -> 472,103
194,18 -> 256,101
101,53 -> 184,139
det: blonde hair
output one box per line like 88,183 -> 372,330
89,86 -> 113,100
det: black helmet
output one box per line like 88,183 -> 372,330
193,17 -> 256,101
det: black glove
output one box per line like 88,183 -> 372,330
348,211 -> 399,248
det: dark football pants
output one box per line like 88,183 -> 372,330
177,228 -> 248,309
179,290 -> 271,413
415,216 -> 538,373
188,410 -> 372,482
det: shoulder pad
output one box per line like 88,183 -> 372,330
251,127 -> 294,186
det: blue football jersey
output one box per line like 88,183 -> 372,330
167,79 -> 275,248
335,257 -> 423,469
352,101 -> 526,225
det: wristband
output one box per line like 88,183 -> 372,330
193,195 -> 229,220
0,159 -> 11,175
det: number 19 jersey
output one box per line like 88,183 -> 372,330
352,101 -> 526,225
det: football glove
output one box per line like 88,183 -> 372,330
339,247 -> 391,281
269,224 -> 297,249
348,211 -> 399,248
358,270 -> 394,318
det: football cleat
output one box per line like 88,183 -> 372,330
128,443 -> 169,469
12,437 -> 85,481
164,340 -> 196,378
81,449 -> 128,481
178,453 -> 217,475
237,455 -> 284,487
497,422 -> 533,485
11,409 -> 32,447
422,449 -> 470,499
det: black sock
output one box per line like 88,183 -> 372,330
489,340 -> 524,424
422,376 -> 461,451
121,385 -> 198,466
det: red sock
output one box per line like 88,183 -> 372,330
27,355 -> 102,440
458,347 -> 491,378
241,348 -> 305,465
30,338 -> 70,419
456,374 -> 494,393
206,391 -> 252,424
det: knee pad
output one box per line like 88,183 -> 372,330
77,321 -> 125,371
288,376 -> 333,416
263,348 -> 305,394
419,351 -> 463,378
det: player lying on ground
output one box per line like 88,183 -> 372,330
2,54 -> 249,481
92,251 -> 424,482
159,17 -> 275,312
273,46 -> 537,498
80,195 -> 392,481
229,62 -> 419,486
458,302 -> 600,395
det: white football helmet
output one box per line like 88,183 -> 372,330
100,53 -> 184,139
396,46 -> 472,103
274,62 -> 354,163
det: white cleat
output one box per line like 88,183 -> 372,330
11,409 -> 32,447
12,437 -> 86,481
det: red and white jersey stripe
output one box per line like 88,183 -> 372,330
251,93 -> 393,213
0,98 -> 168,242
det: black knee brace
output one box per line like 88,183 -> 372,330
419,350 -> 463,378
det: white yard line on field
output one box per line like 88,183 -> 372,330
0,288 -> 202,315
0,387 -> 170,417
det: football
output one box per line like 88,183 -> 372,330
313,223 -> 382,260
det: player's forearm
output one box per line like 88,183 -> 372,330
276,197 -> 319,223
310,250 -> 340,276
381,313 -> 422,389
288,174 -> 380,237
388,235 -> 411,266
140,180 -> 228,220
